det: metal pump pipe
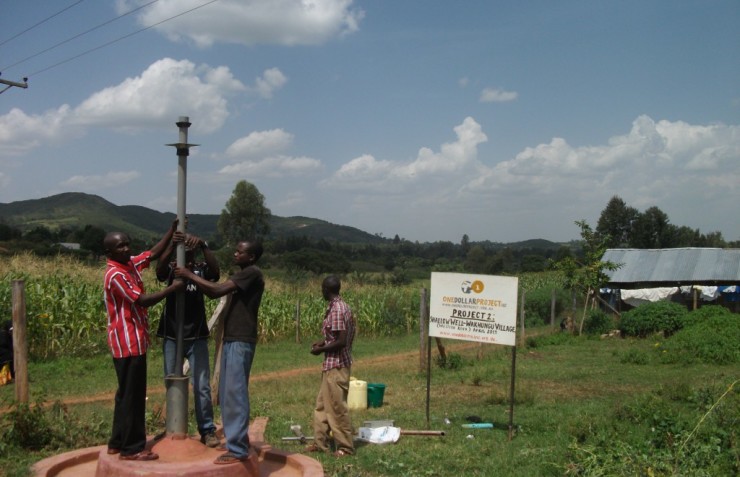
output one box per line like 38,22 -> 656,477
164,116 -> 199,438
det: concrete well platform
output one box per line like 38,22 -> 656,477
32,417 -> 324,477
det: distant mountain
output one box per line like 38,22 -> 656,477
0,192 -> 386,244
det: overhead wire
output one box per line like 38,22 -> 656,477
1,0 -> 162,72
12,0 -> 220,79
0,0 -> 85,48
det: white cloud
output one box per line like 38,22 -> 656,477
0,106 -> 73,156
461,115 -> 740,213
218,155 -> 321,178
0,58 -> 250,157
225,129 -> 294,159
73,58 -> 245,133
479,87 -> 518,103
60,171 -> 141,190
253,68 -> 288,99
317,115 -> 740,242
325,117 -> 487,191
120,0 -> 365,47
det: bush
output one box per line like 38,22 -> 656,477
523,287 -> 568,327
1,401 -> 106,451
568,382 -> 740,476
659,314 -> 740,365
582,309 -> 615,336
619,301 -> 688,338
619,348 -> 650,365
684,304 -> 734,327
435,352 -> 464,370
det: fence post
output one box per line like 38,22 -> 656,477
519,290 -> 526,347
550,289 -> 556,328
419,288 -> 428,372
12,280 -> 29,403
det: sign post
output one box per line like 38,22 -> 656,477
428,272 -> 519,439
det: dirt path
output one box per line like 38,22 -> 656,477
1,341 -> 481,413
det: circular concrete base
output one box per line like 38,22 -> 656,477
32,418 -> 324,477
96,436 -> 260,476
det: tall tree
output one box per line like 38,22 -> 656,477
460,234 -> 471,257
629,206 -> 673,248
596,195 -> 638,248
217,180 -> 271,245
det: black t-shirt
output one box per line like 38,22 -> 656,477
156,262 -> 215,341
222,265 -> 265,343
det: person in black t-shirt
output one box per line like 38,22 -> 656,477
156,233 -> 221,447
175,240 -> 264,465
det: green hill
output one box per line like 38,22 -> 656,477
0,192 -> 386,244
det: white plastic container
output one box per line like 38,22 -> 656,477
348,379 -> 367,410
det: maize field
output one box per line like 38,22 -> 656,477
0,253 -> 423,360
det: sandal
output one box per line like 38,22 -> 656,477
214,452 -> 249,465
119,450 -> 159,461
304,444 -> 322,453
106,448 -> 120,455
333,449 -> 352,458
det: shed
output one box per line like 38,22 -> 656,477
602,248 -> 740,289
600,248 -> 740,312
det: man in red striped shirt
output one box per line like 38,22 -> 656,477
103,220 -> 183,461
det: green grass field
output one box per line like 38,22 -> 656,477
1,330 -> 737,477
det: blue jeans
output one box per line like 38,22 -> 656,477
219,341 -> 256,458
163,338 -> 216,437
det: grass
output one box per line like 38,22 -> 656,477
1,329 -> 738,476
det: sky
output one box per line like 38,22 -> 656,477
1,0 -> 739,244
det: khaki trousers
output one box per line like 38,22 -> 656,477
312,366 -> 354,453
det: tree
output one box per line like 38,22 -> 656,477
629,206 -> 673,248
464,245 -> 487,273
596,195 -> 638,248
78,225 -> 106,255
0,223 -> 21,241
554,220 -> 621,334
217,180 -> 271,245
460,234 -> 470,256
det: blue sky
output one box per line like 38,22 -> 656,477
1,0 -> 738,243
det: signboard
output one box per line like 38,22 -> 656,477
429,272 -> 518,346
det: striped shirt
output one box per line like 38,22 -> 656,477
104,251 -> 152,358
321,297 -> 355,371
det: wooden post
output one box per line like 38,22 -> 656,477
518,291 -> 526,347
12,280 -> 29,403
508,345 -> 517,441
419,288 -> 428,372
550,289 -> 556,328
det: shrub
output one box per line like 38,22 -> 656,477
0,401 -> 106,451
582,309 -> 615,336
435,352 -> 464,370
523,287 -> 568,327
619,301 -> 688,338
620,348 -> 650,365
659,314 -> 740,365
684,304 -> 734,327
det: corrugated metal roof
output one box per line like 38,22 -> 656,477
601,248 -> 740,288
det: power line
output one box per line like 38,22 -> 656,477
2,0 -> 161,72
23,0 -> 220,79
0,0 -> 85,48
